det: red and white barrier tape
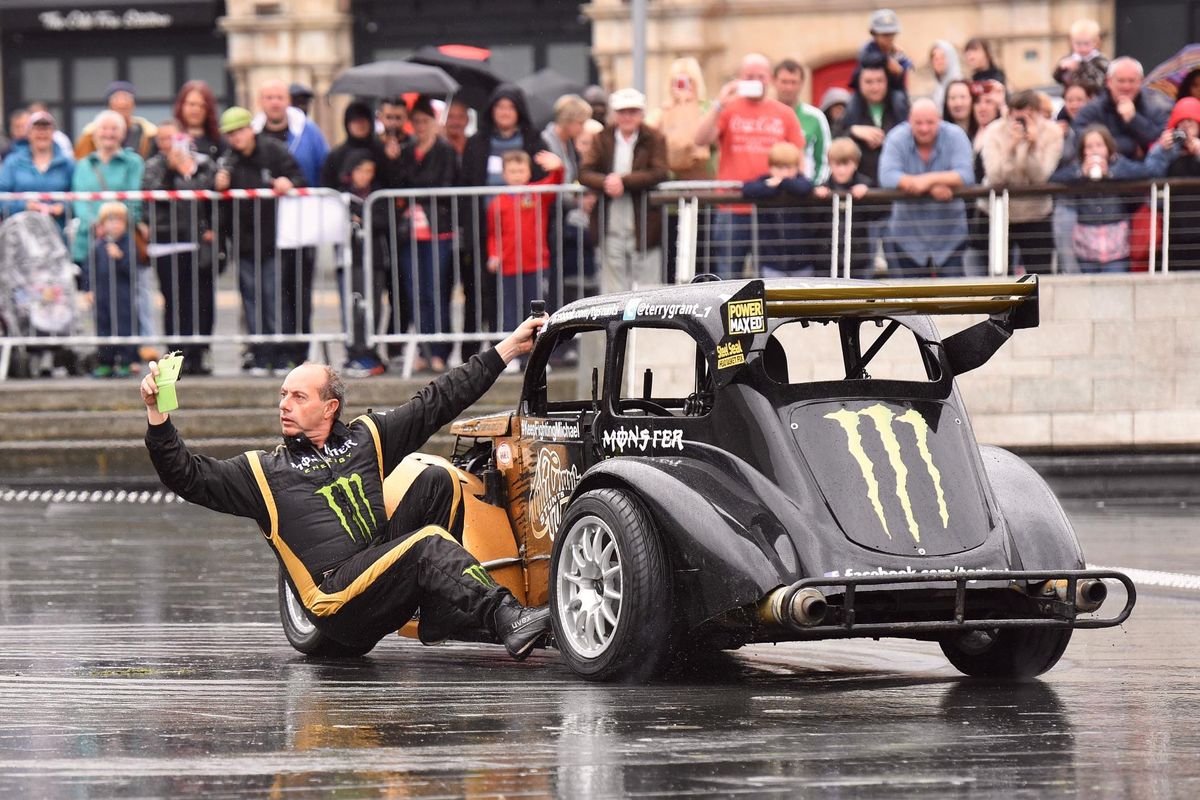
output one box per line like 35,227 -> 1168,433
0,188 -> 331,201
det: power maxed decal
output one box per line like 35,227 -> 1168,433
824,404 -> 948,543
725,298 -> 766,335
528,447 -> 581,540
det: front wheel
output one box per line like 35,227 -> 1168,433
549,488 -> 676,683
277,569 -> 374,658
940,626 -> 1072,679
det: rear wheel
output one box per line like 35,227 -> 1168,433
940,626 -> 1072,679
277,569 -> 374,658
549,488 -> 675,682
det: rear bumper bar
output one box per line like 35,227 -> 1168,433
776,569 -> 1136,638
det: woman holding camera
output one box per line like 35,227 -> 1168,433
647,58 -> 714,181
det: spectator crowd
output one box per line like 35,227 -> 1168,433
2,12 -> 1198,379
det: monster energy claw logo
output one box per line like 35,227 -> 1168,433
463,564 -> 498,588
824,404 -> 948,543
315,473 -> 378,542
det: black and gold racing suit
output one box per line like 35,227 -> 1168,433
145,349 -> 511,648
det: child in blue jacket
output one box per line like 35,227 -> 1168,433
742,142 -> 815,276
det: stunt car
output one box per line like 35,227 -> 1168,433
279,277 -> 1135,682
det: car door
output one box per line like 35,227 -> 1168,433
507,326 -> 607,605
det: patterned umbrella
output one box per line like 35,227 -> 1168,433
1145,44 -> 1200,100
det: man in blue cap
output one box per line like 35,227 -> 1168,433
74,80 -> 158,160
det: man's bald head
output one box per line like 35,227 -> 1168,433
737,53 -> 772,102
259,79 -> 290,124
909,98 -> 942,145
285,363 -> 344,419
278,363 -> 344,444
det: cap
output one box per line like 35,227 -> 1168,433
289,82 -> 314,99
609,87 -> 646,112
819,87 -> 852,112
105,80 -> 136,100
28,110 -> 55,127
869,8 -> 900,34
219,106 -> 254,134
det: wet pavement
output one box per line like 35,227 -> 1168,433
1,496 -> 1198,797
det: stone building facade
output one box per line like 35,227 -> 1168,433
0,1 -> 1195,142
585,0 -> 1115,110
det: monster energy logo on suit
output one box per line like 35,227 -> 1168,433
463,564 -> 498,588
315,474 -> 377,542
824,404 -> 948,543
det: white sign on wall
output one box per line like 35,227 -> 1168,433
38,10 -> 174,31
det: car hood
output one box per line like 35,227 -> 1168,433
793,399 -> 992,557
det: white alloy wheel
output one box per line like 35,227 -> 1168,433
556,514 -> 624,657
283,581 -> 316,636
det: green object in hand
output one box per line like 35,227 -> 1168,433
155,352 -> 184,413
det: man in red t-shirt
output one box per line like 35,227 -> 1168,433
695,53 -> 805,277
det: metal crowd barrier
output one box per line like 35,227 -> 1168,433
653,177 -> 1198,280
0,187 -> 349,379
359,184 -> 597,373
3,177 -> 1197,379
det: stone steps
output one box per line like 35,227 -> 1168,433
0,434 -> 460,480
0,373 -> 553,413
0,371 -> 576,481
0,404 -> 514,442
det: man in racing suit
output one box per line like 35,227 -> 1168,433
140,316 -> 551,659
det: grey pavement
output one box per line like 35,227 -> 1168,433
0,496 -> 1198,797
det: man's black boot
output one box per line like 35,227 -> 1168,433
493,598 -> 551,661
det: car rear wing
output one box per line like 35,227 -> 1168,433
759,276 -> 1038,377
763,276 -> 1038,326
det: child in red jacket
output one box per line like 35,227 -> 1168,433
487,149 -> 563,332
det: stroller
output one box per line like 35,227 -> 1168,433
0,212 -> 81,377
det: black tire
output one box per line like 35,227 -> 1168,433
549,488 -> 676,683
940,627 -> 1072,680
277,569 -> 374,658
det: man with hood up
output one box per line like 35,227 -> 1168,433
458,85 -> 549,359
321,100 -> 403,190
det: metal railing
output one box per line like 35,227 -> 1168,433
3,177 -> 1197,379
0,187 -> 350,377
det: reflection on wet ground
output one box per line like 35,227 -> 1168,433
1,499 -> 1198,797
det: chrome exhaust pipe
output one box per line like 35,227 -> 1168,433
757,587 -> 828,628
1042,578 -> 1108,613
790,588 -> 828,627
1075,578 -> 1107,613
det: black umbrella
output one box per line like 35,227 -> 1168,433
517,68 -> 586,130
329,61 -> 460,98
407,46 -> 501,110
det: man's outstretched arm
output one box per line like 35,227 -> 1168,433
375,315 -> 546,471
140,363 -> 269,527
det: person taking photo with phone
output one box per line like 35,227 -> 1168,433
694,52 -> 805,278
